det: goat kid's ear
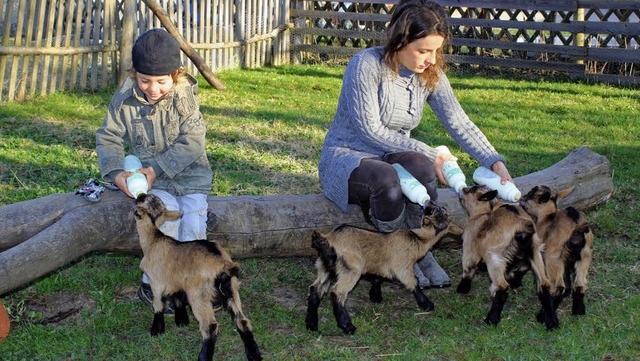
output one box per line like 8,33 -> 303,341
479,189 -> 498,202
557,186 -> 576,200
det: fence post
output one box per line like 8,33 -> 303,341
120,0 -> 137,83
290,0 -> 305,64
574,7 -> 584,65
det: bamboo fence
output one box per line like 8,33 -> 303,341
0,0 -> 638,103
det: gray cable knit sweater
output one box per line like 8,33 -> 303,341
319,47 -> 506,212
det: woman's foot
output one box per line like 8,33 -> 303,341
418,252 -> 451,288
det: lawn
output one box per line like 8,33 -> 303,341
0,65 -> 639,360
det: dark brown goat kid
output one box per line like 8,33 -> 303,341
457,185 -> 558,329
305,202 -> 463,335
519,185 -> 593,322
133,193 -> 261,361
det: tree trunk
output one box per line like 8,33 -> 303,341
0,147 -> 612,296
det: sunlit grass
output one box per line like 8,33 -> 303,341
1,65 -> 639,360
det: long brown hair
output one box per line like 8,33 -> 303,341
384,0 -> 450,89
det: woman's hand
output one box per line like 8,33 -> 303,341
491,161 -> 514,185
434,151 -> 458,185
113,167 -> 156,199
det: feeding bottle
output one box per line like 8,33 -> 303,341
473,166 -> 521,202
435,145 -> 467,193
124,155 -> 148,197
392,163 -> 430,206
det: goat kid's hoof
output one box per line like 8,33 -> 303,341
545,318 -> 560,330
484,315 -> 500,326
572,302 -> 586,315
456,279 -> 472,294
418,300 -> 435,311
340,323 -> 357,335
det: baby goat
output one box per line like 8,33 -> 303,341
457,185 -> 558,329
519,185 -> 593,321
133,193 -> 261,361
305,202 -> 462,334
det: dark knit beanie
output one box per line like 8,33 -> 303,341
132,28 -> 181,75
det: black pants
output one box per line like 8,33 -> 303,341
348,151 -> 438,222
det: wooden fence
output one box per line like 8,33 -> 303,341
291,0 -> 640,85
0,0 -> 638,103
0,0 -> 290,103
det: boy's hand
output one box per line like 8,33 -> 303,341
114,171 -> 135,198
114,167 -> 155,198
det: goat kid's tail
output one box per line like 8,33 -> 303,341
311,231 -> 337,269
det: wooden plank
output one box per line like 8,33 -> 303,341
17,0 -> 37,100
452,37 -> 587,57
578,0 -> 640,10
582,21 -> 640,36
0,0 -> 13,101
290,9 -> 391,22
291,27 -> 387,41
40,0 -> 58,97
586,47 -> 640,63
60,0 -> 77,91
120,0 -> 136,82
436,0 -> 577,11
81,0 -> 93,89
292,0 -> 396,5
28,0 -> 47,98
291,43 -> 364,56
69,0 -> 84,91
447,54 -> 585,73
7,0 -> 27,102
582,73 -> 640,85
49,0 -> 66,94
90,0 -> 104,89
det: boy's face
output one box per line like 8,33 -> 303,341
136,73 -> 174,103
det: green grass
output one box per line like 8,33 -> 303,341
1,65 -> 639,360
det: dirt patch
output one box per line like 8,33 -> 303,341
19,291 -> 97,325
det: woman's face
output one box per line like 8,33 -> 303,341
136,73 -> 174,103
396,34 -> 445,73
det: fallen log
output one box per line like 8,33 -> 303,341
0,147 -> 612,296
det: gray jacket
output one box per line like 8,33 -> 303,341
319,47 -> 505,212
96,74 -> 212,196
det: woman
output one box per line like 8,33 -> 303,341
318,0 -> 514,288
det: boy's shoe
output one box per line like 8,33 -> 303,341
137,283 -> 174,315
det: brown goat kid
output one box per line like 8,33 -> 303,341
519,185 -> 594,321
457,185 -> 558,329
305,203 -> 463,335
133,194 -> 261,361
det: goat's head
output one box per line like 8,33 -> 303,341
134,193 -> 183,228
460,185 -> 498,214
422,202 -> 455,236
519,185 -> 575,219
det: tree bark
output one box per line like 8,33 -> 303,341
0,147 -> 612,296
